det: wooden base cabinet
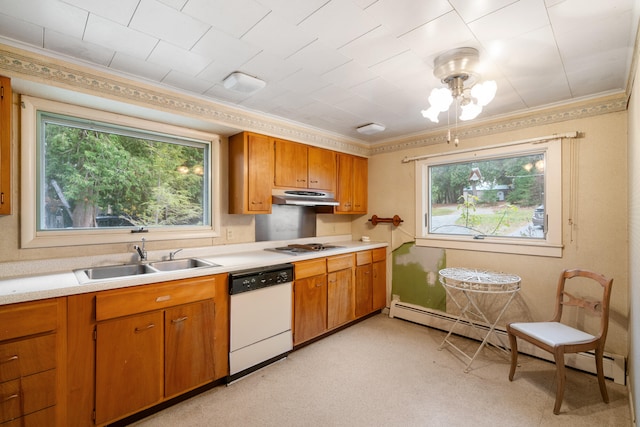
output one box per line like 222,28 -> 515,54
68,274 -> 228,426
0,298 -> 66,426
293,259 -> 327,345
327,254 -> 355,329
372,247 -> 387,310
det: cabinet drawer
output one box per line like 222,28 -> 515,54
96,276 -> 217,321
2,406 -> 56,427
0,334 -> 56,382
0,369 -> 56,423
294,259 -> 326,280
327,254 -> 354,272
372,247 -> 386,262
355,251 -> 372,266
0,300 -> 58,342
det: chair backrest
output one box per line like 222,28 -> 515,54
551,269 -> 614,341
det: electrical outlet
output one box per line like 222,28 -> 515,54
226,229 -> 233,240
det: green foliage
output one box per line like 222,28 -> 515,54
43,120 -> 206,228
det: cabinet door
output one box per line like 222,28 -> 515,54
355,264 -> 373,318
293,275 -> 327,345
274,139 -> 307,188
0,75 -> 11,215
327,268 -> 354,329
247,133 -> 273,212
352,156 -> 368,214
335,153 -> 354,213
165,300 -> 216,398
95,311 -> 163,425
308,146 -> 335,191
372,258 -> 387,311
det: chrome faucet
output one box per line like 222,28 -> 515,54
169,248 -> 183,260
133,237 -> 147,261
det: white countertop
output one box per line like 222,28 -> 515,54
0,236 -> 388,306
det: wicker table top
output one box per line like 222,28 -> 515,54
439,267 -> 521,293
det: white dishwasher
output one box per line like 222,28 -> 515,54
228,263 -> 293,382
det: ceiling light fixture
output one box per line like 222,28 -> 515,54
222,71 -> 266,94
356,123 -> 386,135
421,47 -> 497,125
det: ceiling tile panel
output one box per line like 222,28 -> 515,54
162,70 -> 214,93
129,0 -> 210,49
254,0 -> 329,25
62,0 -> 139,26
286,40 -> 351,75
363,0 -> 452,37
339,26 -> 409,68
241,11 -> 317,59
448,0 -> 519,23
238,52 -> 302,83
157,0 -> 189,9
298,0 -> 379,48
109,52 -> 170,81
147,41 -> 211,75
398,10 -> 477,60
277,69 -> 330,95
44,29 -> 114,66
321,60 -> 378,89
0,13 -> 44,47
0,0 -> 87,38
84,14 -> 158,59
191,28 -> 262,81
469,0 -> 549,43
182,0 -> 270,38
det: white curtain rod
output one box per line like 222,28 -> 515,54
401,131 -> 580,163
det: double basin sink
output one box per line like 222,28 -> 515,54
74,258 -> 218,283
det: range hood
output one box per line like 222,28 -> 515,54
272,189 -> 339,206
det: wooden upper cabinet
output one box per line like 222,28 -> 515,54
335,153 -> 367,214
274,139 -> 336,192
307,146 -> 336,191
274,139 -> 308,188
0,75 -> 11,215
228,132 -> 273,214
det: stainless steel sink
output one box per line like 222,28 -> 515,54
148,258 -> 218,271
74,258 -> 218,283
75,263 -> 156,281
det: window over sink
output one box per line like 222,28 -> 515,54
21,96 -> 221,248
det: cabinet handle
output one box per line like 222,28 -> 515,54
1,355 -> 18,364
171,316 -> 188,324
155,295 -> 171,302
2,393 -> 18,402
134,323 -> 156,333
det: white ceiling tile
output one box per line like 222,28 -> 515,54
363,0 -> 453,37
84,14 -> 158,59
191,27 -> 262,80
399,11 -> 477,60
448,0 -> 519,23
469,0 -> 549,43
320,60 -> 378,89
298,0 -> 379,48
239,52 -> 301,83
277,69 -> 329,95
62,0 -> 139,26
129,0 -> 210,49
0,13 -> 44,47
350,77 -> 400,104
241,11 -> 317,59
369,50 -> 431,84
286,40 -> 351,75
44,29 -> 114,66
254,0 -> 329,24
109,52 -> 170,81
162,70 -> 214,93
157,0 -> 188,9
182,0 -> 270,38
147,41 -> 211,75
0,0 -> 87,38
310,84 -> 354,105
339,25 -> 408,68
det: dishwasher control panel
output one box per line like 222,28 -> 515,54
229,263 -> 294,295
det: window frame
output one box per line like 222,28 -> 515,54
414,139 -> 563,257
21,96 -> 221,249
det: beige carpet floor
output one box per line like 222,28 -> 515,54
131,313 -> 631,427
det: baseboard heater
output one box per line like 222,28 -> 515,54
389,298 -> 626,385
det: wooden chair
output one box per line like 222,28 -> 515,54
506,269 -> 614,414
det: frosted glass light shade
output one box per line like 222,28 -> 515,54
223,72 -> 266,93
